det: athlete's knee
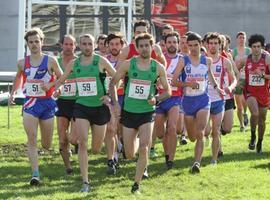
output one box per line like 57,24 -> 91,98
139,144 -> 149,155
41,141 -> 51,150
166,124 -> 177,136
188,134 -> 196,142
251,112 -> 259,119
125,150 -> 136,160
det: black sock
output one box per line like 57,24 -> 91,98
165,155 -> 169,163
251,130 -> 256,140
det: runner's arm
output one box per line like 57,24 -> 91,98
109,60 -> 129,105
156,63 -> 171,102
171,57 -> 190,88
224,58 -> 237,93
154,44 -> 167,66
9,60 -> 24,101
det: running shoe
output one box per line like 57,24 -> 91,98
142,168 -> 149,179
107,160 -> 116,175
66,168 -> 73,175
30,176 -> 40,186
80,182 -> 90,193
248,138 -> 256,150
210,160 -> 217,166
166,161 -> 174,170
180,135 -> 188,145
218,151 -> 223,158
131,182 -> 140,194
150,148 -> 158,158
190,162 -> 200,174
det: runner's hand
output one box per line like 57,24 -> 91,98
148,96 -> 156,105
100,95 -> 111,105
8,94 -> 15,105
53,89 -> 61,98
41,82 -> 51,91
216,87 -> 226,96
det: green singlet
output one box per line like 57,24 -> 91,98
123,57 -> 158,113
73,54 -> 106,107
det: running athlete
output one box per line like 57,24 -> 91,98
205,33 -> 235,164
238,34 -> 270,153
233,31 -> 251,131
104,33 -> 124,174
56,34 -> 116,192
109,33 -> 171,193
118,20 -> 166,66
9,28 -> 62,185
154,32 -> 182,169
55,35 -> 78,175
172,32 -> 224,173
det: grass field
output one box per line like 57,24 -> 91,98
0,105 -> 270,200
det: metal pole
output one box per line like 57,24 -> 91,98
7,83 -> 10,129
127,0 -> 132,43
18,0 -> 26,60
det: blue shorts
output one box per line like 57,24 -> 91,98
23,97 -> 57,120
118,95 -> 124,107
182,93 -> 210,117
210,100 -> 225,115
156,96 -> 181,114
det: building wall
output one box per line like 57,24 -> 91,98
189,0 -> 270,47
0,0 -> 19,74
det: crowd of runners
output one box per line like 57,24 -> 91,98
8,20 -> 270,193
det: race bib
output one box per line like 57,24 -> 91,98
61,79 -> 76,96
25,79 -> 45,97
77,77 -> 97,96
249,74 -> 265,86
186,81 -> 205,95
128,79 -> 151,100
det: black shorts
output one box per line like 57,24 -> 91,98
225,98 -> 236,111
73,103 -> 111,125
120,110 -> 155,129
55,98 -> 76,120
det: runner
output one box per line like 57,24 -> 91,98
104,33 -> 125,174
55,34 -> 116,192
154,32 -> 182,169
109,33 -> 171,193
55,34 -> 78,175
95,34 -> 108,56
9,27 -> 62,185
172,32 -> 224,173
205,32 -> 234,164
233,31 -> 251,131
238,34 -> 270,153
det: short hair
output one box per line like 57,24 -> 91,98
60,34 -> 76,44
97,34 -> 107,43
187,32 -> 202,43
134,20 -> 149,33
106,33 -> 124,45
24,27 -> 45,42
79,34 -> 95,43
248,34 -> 265,47
236,31 -> 246,38
206,32 -> 221,44
161,24 -> 174,34
135,33 -> 155,48
225,34 -> 231,44
203,32 -> 212,43
164,31 -> 180,43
